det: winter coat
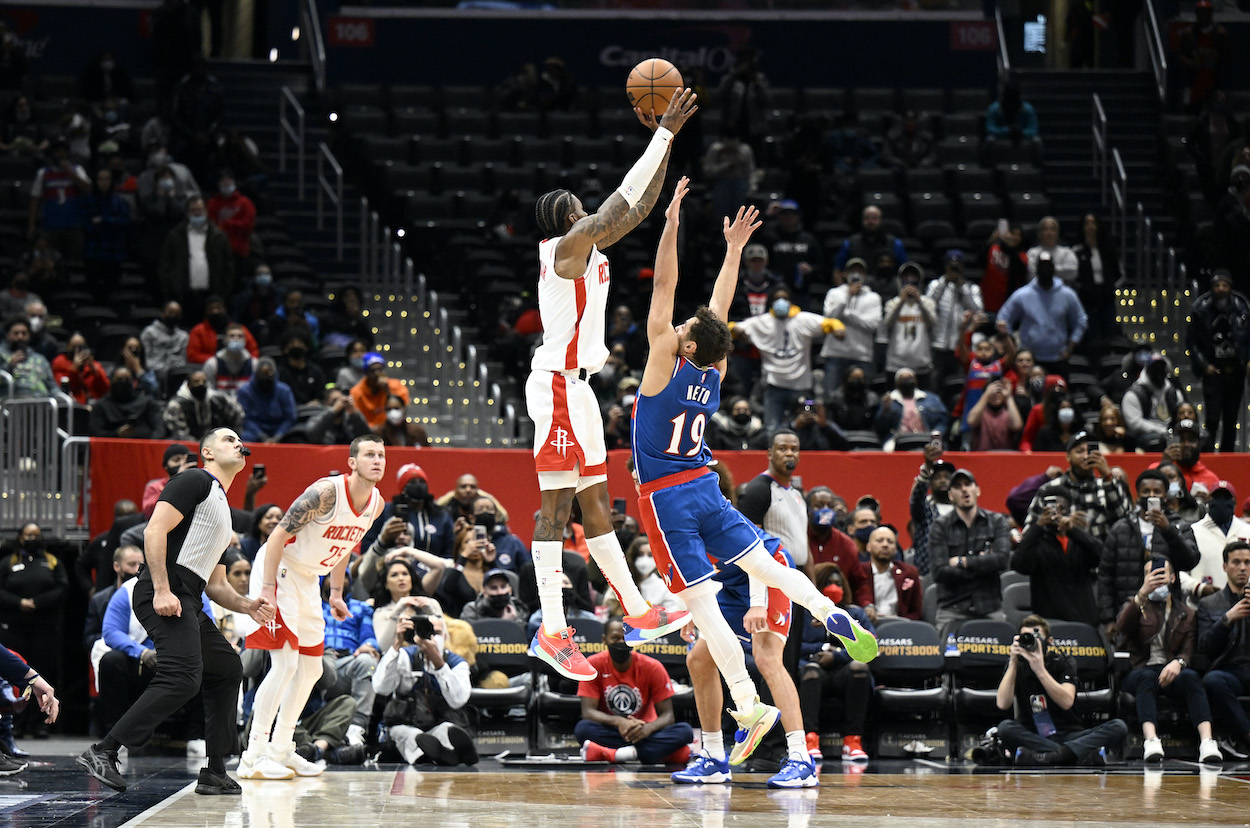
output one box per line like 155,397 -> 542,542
1098,511 -> 1199,625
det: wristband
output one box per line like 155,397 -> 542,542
262,582 -> 276,587
330,586 -> 343,592
21,673 -> 39,701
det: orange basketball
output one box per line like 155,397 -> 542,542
625,58 -> 683,116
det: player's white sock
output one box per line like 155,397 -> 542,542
785,730 -> 807,759
532,540 -> 567,635
682,588 -> 756,716
702,730 -> 726,762
585,532 -> 649,617
271,654 -> 324,749
247,646 -> 300,756
736,546 -> 838,622
615,745 -> 638,762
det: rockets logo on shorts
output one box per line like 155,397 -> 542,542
550,427 -> 574,458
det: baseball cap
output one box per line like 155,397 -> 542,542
484,568 -> 511,586
931,459 -> 957,476
1066,430 -> 1094,452
845,257 -> 868,272
944,249 -> 965,264
744,243 -> 768,261
898,262 -> 923,279
951,468 -> 976,486
617,376 -> 640,393
777,199 -> 800,212
1044,375 -> 1067,393
1212,480 -> 1238,500
856,494 -> 880,512
1212,269 -> 1234,286
1191,482 -> 1210,498
163,443 -> 194,464
362,352 -> 386,370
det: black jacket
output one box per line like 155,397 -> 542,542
1186,289 -> 1250,374
1097,512 -> 1199,625
0,547 -> 69,626
1011,524 -> 1102,626
1197,585 -> 1250,671
931,508 -> 1012,614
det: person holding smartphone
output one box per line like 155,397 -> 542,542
1011,492 -> 1102,626
433,522 -> 499,619
372,609 -> 476,766
1097,469 -> 1200,643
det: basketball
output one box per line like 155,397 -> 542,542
625,58 -> 683,116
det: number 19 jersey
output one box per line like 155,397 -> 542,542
631,357 -> 718,485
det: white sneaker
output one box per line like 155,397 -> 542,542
185,739 -> 207,759
268,743 -> 324,777
1142,737 -> 1164,762
1199,738 -> 1223,765
345,724 -> 366,747
237,751 -> 296,780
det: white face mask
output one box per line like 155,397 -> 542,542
635,554 -> 656,577
386,409 -> 404,425
430,634 -> 445,653
27,316 -> 43,333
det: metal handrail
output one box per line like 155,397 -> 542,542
1092,94 -> 1108,205
995,4 -> 1010,80
1144,0 -> 1168,105
1111,148 -> 1127,255
0,369 -> 11,398
301,0 -> 326,96
316,142 -> 344,261
279,86 -> 305,200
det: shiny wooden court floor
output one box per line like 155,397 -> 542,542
122,764 -> 1250,828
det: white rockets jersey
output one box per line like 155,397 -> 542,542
530,236 -> 611,375
284,474 -> 382,575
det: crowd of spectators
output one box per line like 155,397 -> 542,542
0,47 -> 424,449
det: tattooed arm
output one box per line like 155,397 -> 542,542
552,89 -> 698,278
260,479 -> 337,597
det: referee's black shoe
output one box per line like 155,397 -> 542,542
0,751 -> 26,776
195,768 -> 242,795
77,745 -> 126,791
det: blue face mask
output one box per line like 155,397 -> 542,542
772,299 -> 791,318
189,214 -> 208,228
226,340 -> 245,353
811,507 -> 835,527
1167,481 -> 1182,498
255,273 -> 273,289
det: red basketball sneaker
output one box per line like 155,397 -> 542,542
623,605 -> 691,646
530,626 -> 596,681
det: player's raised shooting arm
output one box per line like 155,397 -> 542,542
708,206 -> 763,322
262,479 -> 337,587
636,178 -> 689,397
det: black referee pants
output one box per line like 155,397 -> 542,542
109,579 -> 242,757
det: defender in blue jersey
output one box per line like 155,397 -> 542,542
632,178 -> 877,773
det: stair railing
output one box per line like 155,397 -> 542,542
1092,94 -> 1108,205
995,4 -> 1010,82
301,0 -> 326,97
316,142 -> 344,261
1111,148 -> 1128,263
279,86 -> 306,200
1143,0 -> 1168,106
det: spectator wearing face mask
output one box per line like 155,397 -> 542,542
1121,354 -> 1187,452
267,289 -> 320,350
1187,270 -> 1250,453
234,264 -> 280,336
206,170 -> 255,269
336,339 -> 368,392
459,569 -> 527,625
616,536 -> 684,615
526,572 -> 597,638
468,496 -> 527,574
1180,481 -> 1250,606
1152,420 -> 1220,496
163,370 -> 245,441
1018,375 -> 1070,452
140,444 -> 195,518
237,357 -> 297,443
275,330 -> 324,406
1032,399 -> 1081,453
875,368 -> 949,449
140,301 -> 189,388
879,263 -> 938,388
201,322 -> 259,398
730,286 -> 845,434
821,257 -> 882,400
996,250 -> 1087,370
137,143 -> 200,203
88,367 -> 165,439
158,196 -> 235,323
706,397 -> 768,451
826,367 -> 880,433
51,333 -> 110,404
19,300 -> 59,362
360,464 -> 454,562
351,353 -> 409,429
1098,469 -> 1199,641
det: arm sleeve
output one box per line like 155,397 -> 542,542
0,646 -> 29,685
371,646 -> 413,696
1162,523 -> 1200,571
748,575 -> 767,608
432,658 -> 473,710
736,478 -> 771,526
102,589 -> 149,658
1011,525 -> 1044,573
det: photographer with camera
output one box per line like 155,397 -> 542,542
994,614 -> 1128,766
360,464 -> 454,562
372,608 -> 477,767
1198,541 -> 1250,758
1117,557 -> 1222,763
821,257 -> 882,401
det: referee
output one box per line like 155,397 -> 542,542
78,428 -> 274,795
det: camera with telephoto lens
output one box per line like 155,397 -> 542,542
1018,631 -> 1039,651
966,727 -> 1009,765
402,614 -> 435,644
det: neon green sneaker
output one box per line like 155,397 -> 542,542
824,607 -> 878,663
727,697 -> 781,766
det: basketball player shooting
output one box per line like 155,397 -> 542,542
240,434 -> 386,780
526,88 -> 698,681
631,178 -> 878,765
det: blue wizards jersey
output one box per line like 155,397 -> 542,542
631,357 -> 719,485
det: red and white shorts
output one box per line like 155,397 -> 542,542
244,543 -> 325,656
526,369 -> 608,492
